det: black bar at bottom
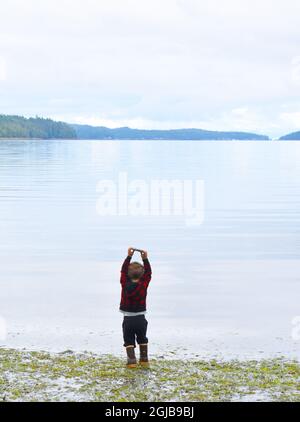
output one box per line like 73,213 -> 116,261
0,402 -> 299,419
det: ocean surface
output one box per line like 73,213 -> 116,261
0,139 -> 299,360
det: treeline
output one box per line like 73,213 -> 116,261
5,114 -> 300,140
72,124 -> 269,140
0,115 -> 77,139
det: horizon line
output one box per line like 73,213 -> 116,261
1,113 -> 300,139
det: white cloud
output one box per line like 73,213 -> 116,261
55,107 -> 279,136
280,112 -> 300,129
0,0 -> 300,137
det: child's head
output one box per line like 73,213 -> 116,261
128,262 -> 145,281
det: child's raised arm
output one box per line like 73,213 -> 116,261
120,247 -> 134,285
141,250 -> 152,283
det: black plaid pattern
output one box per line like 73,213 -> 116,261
120,256 -> 152,313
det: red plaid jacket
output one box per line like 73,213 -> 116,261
120,256 -> 152,313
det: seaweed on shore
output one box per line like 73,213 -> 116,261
0,348 -> 299,402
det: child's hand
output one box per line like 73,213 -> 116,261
128,247 -> 135,257
141,250 -> 148,259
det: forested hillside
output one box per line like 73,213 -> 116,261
0,115 -> 77,139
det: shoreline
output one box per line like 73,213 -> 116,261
0,137 -> 279,141
1,347 -> 299,402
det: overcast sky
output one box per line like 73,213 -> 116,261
1,0 -> 300,137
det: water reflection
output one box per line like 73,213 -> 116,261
0,139 -> 299,358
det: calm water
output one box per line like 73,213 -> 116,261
0,139 -> 300,359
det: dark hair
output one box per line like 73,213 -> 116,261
129,261 -> 144,268
128,262 -> 145,279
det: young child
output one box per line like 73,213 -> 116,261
120,247 -> 152,368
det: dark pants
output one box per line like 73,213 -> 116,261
122,315 -> 148,347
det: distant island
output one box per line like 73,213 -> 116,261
0,115 -> 76,139
280,131 -> 300,140
72,124 -> 269,140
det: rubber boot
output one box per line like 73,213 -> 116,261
126,346 -> 137,368
139,344 -> 149,367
